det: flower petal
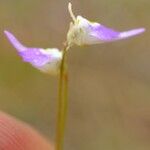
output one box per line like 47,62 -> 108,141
4,30 -> 62,75
90,24 -> 145,42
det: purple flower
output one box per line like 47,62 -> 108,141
4,30 -> 62,75
67,3 -> 145,46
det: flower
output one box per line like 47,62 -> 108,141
67,3 -> 145,46
4,30 -> 62,75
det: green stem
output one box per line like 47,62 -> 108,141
56,44 -> 69,150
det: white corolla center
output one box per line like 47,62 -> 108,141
67,3 -> 101,46
39,48 -> 62,75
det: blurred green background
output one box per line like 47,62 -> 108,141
0,0 -> 149,150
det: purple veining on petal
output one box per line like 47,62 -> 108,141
89,24 -> 145,42
4,30 -> 52,67
4,30 -> 26,52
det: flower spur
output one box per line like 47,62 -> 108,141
67,3 -> 145,46
4,30 -> 62,75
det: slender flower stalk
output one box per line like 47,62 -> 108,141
56,43 -> 69,150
